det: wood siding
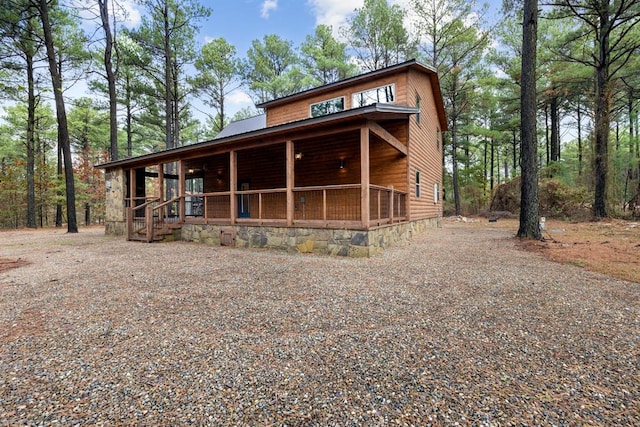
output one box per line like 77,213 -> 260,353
266,73 -> 408,127
406,68 -> 443,220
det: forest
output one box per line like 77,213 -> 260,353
0,0 -> 639,231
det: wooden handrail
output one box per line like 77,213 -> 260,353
130,185 -> 405,235
153,195 -> 182,210
293,184 -> 360,192
127,197 -> 160,241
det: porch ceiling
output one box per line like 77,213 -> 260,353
96,103 -> 418,171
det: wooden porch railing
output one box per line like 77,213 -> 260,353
187,184 -> 406,227
126,197 -> 160,241
126,196 -> 182,242
127,185 -> 407,239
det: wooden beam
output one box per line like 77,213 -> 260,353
230,150 -> 237,223
367,120 -> 407,156
129,168 -> 135,207
178,160 -> 185,222
286,140 -> 294,226
361,127 -> 370,229
158,164 -> 165,202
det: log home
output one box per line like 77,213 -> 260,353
98,59 -> 447,256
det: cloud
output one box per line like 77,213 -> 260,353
306,0 -> 409,35
117,0 -> 142,28
227,90 -> 253,107
306,0 -> 363,30
261,0 -> 278,19
71,0 -> 141,29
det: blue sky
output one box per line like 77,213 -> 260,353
198,0 -> 503,55
85,0 -> 503,121
187,0 -> 503,117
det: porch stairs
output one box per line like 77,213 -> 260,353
127,197 -> 183,243
128,221 -> 182,243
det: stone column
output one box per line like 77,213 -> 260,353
105,168 -> 126,235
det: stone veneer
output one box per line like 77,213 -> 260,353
104,169 -> 126,236
103,165 -> 441,256
180,217 -> 439,257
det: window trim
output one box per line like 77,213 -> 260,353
433,182 -> 439,204
352,83 -> 396,108
309,96 -> 345,118
416,170 -> 421,198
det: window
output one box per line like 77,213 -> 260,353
415,93 -> 421,125
352,84 -> 396,108
416,170 -> 421,198
434,182 -> 439,203
310,96 -> 345,117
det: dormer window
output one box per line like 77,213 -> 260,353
352,84 -> 396,108
310,96 -> 345,118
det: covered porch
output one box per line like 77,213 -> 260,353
125,119 -> 409,243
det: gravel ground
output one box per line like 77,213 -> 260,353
0,225 -> 638,426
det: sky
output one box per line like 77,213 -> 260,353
196,0 -> 370,115
110,0 -> 503,119
217,0 -> 506,113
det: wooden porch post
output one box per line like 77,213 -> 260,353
178,160 -> 185,222
361,126 -> 370,228
126,169 -> 134,240
129,168 -> 136,208
158,164 -> 164,202
286,140 -> 294,226
230,150 -> 237,223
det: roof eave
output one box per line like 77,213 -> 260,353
95,104 -> 418,170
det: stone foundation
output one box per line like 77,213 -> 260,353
180,217 -> 439,257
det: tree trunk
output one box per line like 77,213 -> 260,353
592,1 -> 612,219
99,0 -> 118,161
173,60 -> 180,146
512,129 -> 517,177
490,138 -> 494,191
630,91 -> 635,159
56,141 -> 63,227
38,0 -> 77,233
452,117 -> 461,215
26,48 -> 36,228
483,138 -> 488,196
163,0 -> 173,150
550,95 -> 560,161
126,72 -> 133,157
517,0 -> 541,239
544,103 -> 550,166
577,100 -> 583,177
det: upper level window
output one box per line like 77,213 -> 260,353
310,96 -> 345,117
352,84 -> 396,108
416,92 -> 421,125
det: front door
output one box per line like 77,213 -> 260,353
238,181 -> 250,218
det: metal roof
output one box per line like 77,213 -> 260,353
214,114 -> 266,139
96,103 -> 418,170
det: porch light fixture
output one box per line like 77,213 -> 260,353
295,152 -> 303,160
216,171 -> 223,182
188,168 -> 195,174
339,159 -> 345,169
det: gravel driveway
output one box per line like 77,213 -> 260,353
1,224 -> 638,425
